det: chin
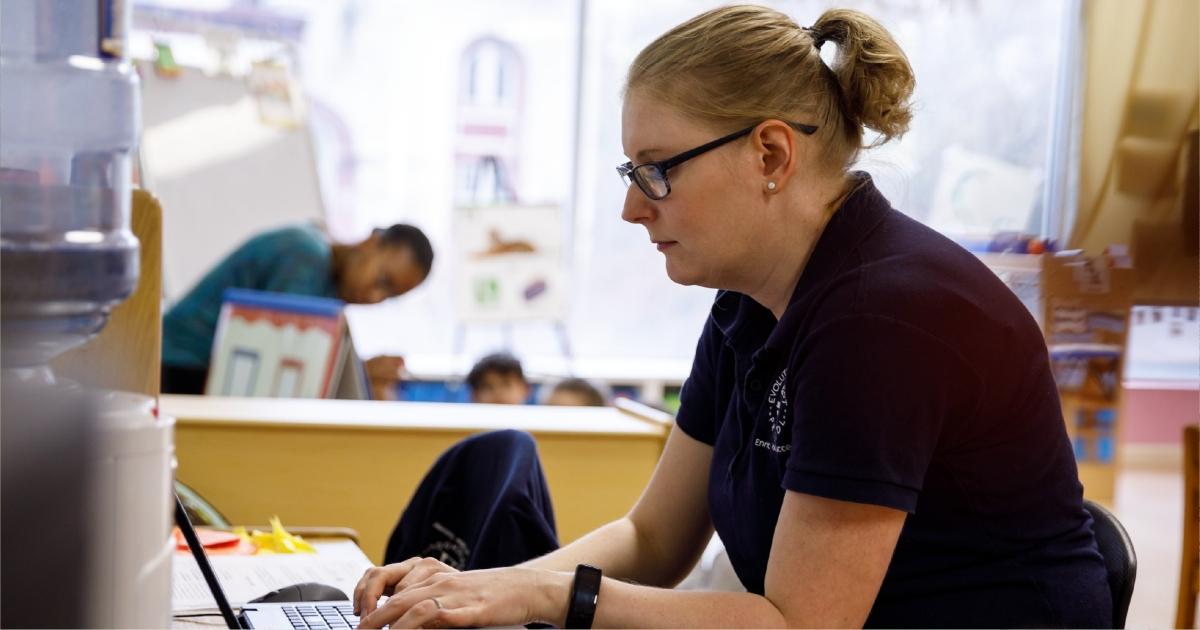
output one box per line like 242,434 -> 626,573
665,257 -> 728,290
664,260 -> 702,287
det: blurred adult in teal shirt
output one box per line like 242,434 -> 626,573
161,223 -> 433,395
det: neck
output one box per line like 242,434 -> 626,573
329,243 -> 352,288
744,175 -> 846,320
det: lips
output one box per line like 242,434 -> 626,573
653,240 -> 677,252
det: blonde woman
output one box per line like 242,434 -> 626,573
354,6 -> 1110,628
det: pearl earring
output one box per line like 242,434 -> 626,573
767,181 -> 777,191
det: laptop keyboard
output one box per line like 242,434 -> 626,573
281,604 -> 360,629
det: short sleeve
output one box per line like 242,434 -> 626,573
782,315 -> 980,513
674,317 -> 726,446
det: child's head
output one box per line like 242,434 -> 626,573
466,352 -> 530,405
542,377 -> 609,407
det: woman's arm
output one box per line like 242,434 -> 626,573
353,425 -> 714,618
518,425 -> 715,586
581,491 -> 907,628
358,490 -> 906,628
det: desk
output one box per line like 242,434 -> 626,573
165,396 -> 671,563
172,538 -> 371,629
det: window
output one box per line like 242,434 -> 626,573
134,0 -> 1082,386
570,0 -> 1076,364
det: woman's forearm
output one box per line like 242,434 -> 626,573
519,516 -> 698,587
533,572 -> 789,629
521,429 -> 716,588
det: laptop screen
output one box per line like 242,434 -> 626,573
174,493 -> 243,629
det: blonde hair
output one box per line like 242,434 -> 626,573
626,5 -> 915,172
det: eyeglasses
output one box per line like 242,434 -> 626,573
616,121 -> 818,200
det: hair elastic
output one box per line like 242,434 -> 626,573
804,25 -> 827,50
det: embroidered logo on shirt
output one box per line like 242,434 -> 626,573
756,369 -> 791,453
420,521 -> 470,569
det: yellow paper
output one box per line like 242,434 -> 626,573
235,517 -> 316,554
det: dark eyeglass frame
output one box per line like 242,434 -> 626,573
617,121 -> 819,200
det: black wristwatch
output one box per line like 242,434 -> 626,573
564,564 -> 602,629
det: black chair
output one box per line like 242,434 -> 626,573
175,480 -> 231,528
1084,499 -> 1137,628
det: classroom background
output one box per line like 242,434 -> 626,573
2,1 -> 1196,628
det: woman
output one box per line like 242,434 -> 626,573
353,6 -> 1110,627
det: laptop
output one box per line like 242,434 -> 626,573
174,494 -> 361,629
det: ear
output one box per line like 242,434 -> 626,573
749,120 -> 799,192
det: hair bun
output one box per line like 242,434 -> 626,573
811,9 -> 915,144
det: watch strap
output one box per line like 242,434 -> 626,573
564,564 -> 602,629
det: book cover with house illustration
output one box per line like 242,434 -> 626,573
205,289 -> 368,399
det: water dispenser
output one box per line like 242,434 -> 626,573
1,2 -> 174,627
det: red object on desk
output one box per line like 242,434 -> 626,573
173,527 -> 256,555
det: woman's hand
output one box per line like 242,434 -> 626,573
353,557 -> 457,618
353,559 -> 569,629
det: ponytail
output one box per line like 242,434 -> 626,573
808,9 -> 915,145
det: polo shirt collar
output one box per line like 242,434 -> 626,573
710,172 -> 892,360
711,289 -> 775,356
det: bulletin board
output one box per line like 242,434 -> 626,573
136,61 -> 325,302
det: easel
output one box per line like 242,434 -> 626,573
451,318 -> 574,363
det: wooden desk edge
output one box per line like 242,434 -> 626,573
173,415 -> 667,439
165,400 -> 665,439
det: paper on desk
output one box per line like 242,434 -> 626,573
172,540 -> 372,613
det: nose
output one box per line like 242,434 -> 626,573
621,185 -> 655,225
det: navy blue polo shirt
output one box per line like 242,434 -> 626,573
676,173 -> 1111,628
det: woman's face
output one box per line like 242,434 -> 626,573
620,90 -> 766,289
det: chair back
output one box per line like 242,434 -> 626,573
1084,499 -> 1137,628
50,190 -> 163,395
